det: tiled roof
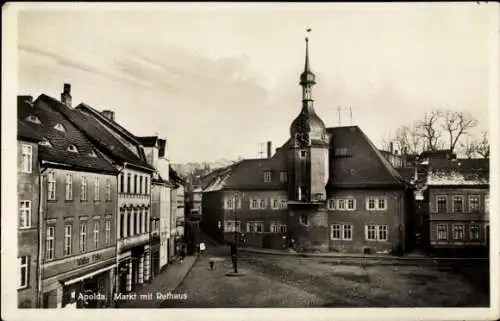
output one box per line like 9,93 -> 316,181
426,158 -> 489,186
18,118 -> 44,142
18,95 -> 117,174
137,136 -> 158,147
203,126 -> 406,192
326,126 -> 406,189
77,103 -> 140,145
38,95 -> 153,171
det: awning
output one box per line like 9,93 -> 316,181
62,264 -> 115,286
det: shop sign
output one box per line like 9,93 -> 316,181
76,253 -> 103,266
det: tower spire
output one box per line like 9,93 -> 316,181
304,37 -> 311,73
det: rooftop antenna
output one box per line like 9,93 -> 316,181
258,143 -> 265,159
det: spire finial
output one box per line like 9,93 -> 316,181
304,28 -> 312,72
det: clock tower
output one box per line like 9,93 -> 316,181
288,36 -> 329,203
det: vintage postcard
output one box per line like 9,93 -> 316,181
1,2 -> 499,321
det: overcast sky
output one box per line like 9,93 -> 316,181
16,3 -> 495,163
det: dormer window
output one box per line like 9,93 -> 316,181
39,138 -> 52,147
26,115 -> 41,124
263,171 -> 272,182
88,150 -> 98,158
54,123 -> 66,133
67,145 -> 79,153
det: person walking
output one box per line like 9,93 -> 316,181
179,245 -> 186,263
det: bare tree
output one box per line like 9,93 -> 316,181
442,110 -> 478,154
475,131 -> 490,158
459,135 -> 477,159
416,110 -> 443,151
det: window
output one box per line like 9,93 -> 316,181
271,198 -> 279,210
145,209 -> 149,233
378,225 -> 388,241
93,221 -> 100,249
224,220 -> 240,232
469,195 -> 480,213
119,174 -> 124,193
300,214 -> 308,225
120,210 -> 125,239
337,199 -> 346,210
343,225 -> 353,240
139,176 -> 143,194
67,145 -> 79,153
64,225 -> 72,256
21,144 -> 32,173
79,222 -> 87,252
259,199 -> 266,209
437,196 -> 447,213
18,256 -> 29,289
250,199 -> 258,210
334,148 -> 348,156
247,222 -> 255,232
270,222 -> 287,233
347,199 -> 356,210
145,177 -> 149,195
105,179 -> 111,201
453,224 -> 464,241
19,201 -> 31,229
225,198 -> 234,210
327,199 -> 335,210
366,197 -> 387,211
300,150 -> 307,158
81,177 -> 87,201
452,196 -> 464,213
280,171 -> 288,183
366,225 -> 377,241
127,174 -> 131,194
437,224 -> 448,240
470,224 -> 480,241
54,123 -> 66,132
134,175 -> 138,194
331,224 -> 342,240
127,211 -> 132,236
46,226 -> 55,260
365,225 -> 388,241
94,177 -> 100,201
26,115 -> 41,124
255,222 -> 264,233
48,172 -> 56,200
263,171 -> 272,182
279,199 -> 287,209
65,174 -> 73,200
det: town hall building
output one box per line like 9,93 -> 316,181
201,37 -> 412,254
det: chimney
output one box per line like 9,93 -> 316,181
267,141 -> 272,159
389,142 -> 394,154
101,110 -> 115,121
60,83 -> 72,107
158,139 -> 166,158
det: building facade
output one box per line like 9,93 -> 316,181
426,158 -> 489,254
17,104 -> 44,308
18,93 -> 119,308
201,38 -> 410,254
169,168 -> 185,258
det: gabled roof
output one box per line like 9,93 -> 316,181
77,103 -> 140,146
18,117 -> 44,143
426,158 -> 489,186
326,126 -> 406,189
38,95 -> 153,171
18,95 -> 117,174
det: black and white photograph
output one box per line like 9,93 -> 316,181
1,2 -> 499,321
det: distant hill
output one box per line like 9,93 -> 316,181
171,158 -> 237,178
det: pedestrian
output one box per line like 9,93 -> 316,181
200,241 -> 206,255
180,246 -> 185,263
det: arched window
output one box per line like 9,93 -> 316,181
88,150 -> 98,158
54,123 -> 66,133
67,145 -> 79,153
26,115 -> 41,124
39,138 -> 52,147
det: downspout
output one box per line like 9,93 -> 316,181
37,166 -> 48,308
114,162 -> 127,303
